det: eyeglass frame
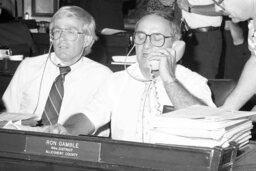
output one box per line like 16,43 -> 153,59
50,28 -> 85,41
133,31 -> 174,47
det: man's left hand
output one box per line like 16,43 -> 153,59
43,124 -> 70,135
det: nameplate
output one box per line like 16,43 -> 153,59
25,136 -> 101,162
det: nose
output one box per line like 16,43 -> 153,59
143,35 -> 152,49
59,31 -> 67,41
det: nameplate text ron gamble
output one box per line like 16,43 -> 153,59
25,135 -> 101,162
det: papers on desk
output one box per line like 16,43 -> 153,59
111,55 -> 136,65
0,112 -> 47,132
9,55 -> 24,61
0,112 -> 36,121
149,105 -> 256,148
101,28 -> 126,35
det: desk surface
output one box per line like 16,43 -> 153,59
0,129 -> 237,171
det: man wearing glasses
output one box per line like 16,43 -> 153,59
212,0 -> 256,111
2,6 -> 112,132
58,11 -> 215,141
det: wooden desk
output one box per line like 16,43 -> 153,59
0,129 -> 237,171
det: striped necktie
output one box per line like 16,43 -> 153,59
41,66 -> 71,125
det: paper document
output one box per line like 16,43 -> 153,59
101,28 -> 126,35
162,105 -> 256,120
149,105 -> 256,148
0,112 -> 36,121
112,55 -> 136,63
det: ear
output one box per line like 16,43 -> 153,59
83,35 -> 93,48
49,34 -> 53,44
172,40 -> 186,62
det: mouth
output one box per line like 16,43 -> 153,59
57,44 -> 69,49
142,52 -> 150,58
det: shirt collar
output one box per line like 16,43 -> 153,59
50,53 -> 84,71
127,63 -> 162,83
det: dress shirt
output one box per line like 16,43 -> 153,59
85,63 -> 216,142
182,0 -> 222,28
3,53 -> 113,124
248,20 -> 256,56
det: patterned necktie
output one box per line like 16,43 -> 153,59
41,66 -> 71,125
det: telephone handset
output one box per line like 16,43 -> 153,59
149,40 -> 186,71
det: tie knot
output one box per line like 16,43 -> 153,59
59,66 -> 71,76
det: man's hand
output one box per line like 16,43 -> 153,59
42,124 -> 70,135
148,48 -> 177,83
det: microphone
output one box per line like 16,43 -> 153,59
125,44 -> 153,83
32,41 -> 52,115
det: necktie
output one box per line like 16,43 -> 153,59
41,66 -> 71,125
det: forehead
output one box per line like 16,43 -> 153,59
136,14 -> 171,34
52,16 -> 83,30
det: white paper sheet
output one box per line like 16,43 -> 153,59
0,112 -> 36,121
162,105 -> 256,120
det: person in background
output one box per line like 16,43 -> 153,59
177,0 -> 223,79
0,6 -> 14,23
2,6 -> 112,133
52,11 -> 215,140
212,0 -> 256,110
73,0 -> 125,31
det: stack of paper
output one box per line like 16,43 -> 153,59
149,105 -> 256,148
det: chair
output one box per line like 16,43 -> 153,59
207,79 -> 236,107
18,19 -> 38,30
0,22 -> 38,57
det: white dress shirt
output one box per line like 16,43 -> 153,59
2,53 -> 113,124
248,20 -> 256,56
182,0 -> 222,28
85,63 -> 216,142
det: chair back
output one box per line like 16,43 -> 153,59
0,22 -> 38,56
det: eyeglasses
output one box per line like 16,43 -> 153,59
212,0 -> 226,12
50,29 -> 85,41
133,31 -> 173,47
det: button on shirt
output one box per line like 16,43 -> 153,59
85,63 -> 215,143
182,0 -> 222,28
3,53 -> 113,124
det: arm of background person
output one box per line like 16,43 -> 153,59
177,0 -> 224,16
222,55 -> 256,110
